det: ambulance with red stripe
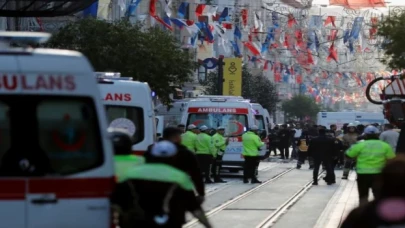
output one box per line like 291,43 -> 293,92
182,96 -> 266,171
0,32 -> 116,227
96,72 -> 156,155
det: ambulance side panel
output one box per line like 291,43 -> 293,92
1,50 -> 114,228
317,112 -> 356,129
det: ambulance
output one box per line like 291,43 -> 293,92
0,32 -> 116,227
155,99 -> 189,127
96,72 -> 156,155
251,103 -> 270,151
182,96 -> 266,171
317,111 -> 386,129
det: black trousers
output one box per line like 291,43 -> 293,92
357,174 -> 380,206
343,157 -> 354,177
196,154 -> 213,180
211,154 -> 223,179
244,156 -> 260,180
270,146 -> 278,156
313,159 -> 335,183
279,145 -> 289,159
297,151 -> 307,165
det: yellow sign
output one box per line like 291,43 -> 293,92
223,58 -> 242,96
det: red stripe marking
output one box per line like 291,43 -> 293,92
29,177 -> 115,198
133,150 -> 145,156
229,136 -> 242,142
0,179 -> 25,200
188,107 -> 249,114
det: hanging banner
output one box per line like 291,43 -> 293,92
223,58 -> 242,96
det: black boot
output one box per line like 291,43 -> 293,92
214,178 -> 227,183
243,179 -> 249,184
205,178 -> 213,184
251,179 -> 262,184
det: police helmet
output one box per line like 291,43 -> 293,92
363,125 -> 380,135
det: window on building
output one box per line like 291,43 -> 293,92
197,65 -> 207,83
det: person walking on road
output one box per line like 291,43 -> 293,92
346,125 -> 395,206
181,124 -> 198,152
145,127 -> 206,204
211,126 -> 229,183
278,124 -> 291,159
379,123 -> 399,152
342,123 -> 359,179
111,141 -> 212,228
196,125 -> 215,184
308,128 -> 338,185
296,130 -> 310,169
242,125 -> 265,184
268,126 -> 280,156
340,155 -> 405,228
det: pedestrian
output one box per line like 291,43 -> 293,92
308,128 -> 337,185
292,125 -> 301,159
195,125 -> 215,183
278,124 -> 291,159
342,123 -> 359,179
181,124 -> 198,152
145,127 -> 205,203
242,125 -> 265,184
268,126 -> 280,156
111,141 -> 212,228
345,125 -> 395,206
340,155 -> 405,228
211,126 -> 229,183
177,124 -> 186,133
296,130 -> 309,169
379,123 -> 399,152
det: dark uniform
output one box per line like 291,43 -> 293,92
268,128 -> 280,156
278,125 -> 291,159
308,129 -> 338,185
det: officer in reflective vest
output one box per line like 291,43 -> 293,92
181,124 -> 198,152
111,141 -> 212,228
242,125 -> 265,184
346,125 -> 395,206
211,126 -> 229,183
195,125 -> 215,183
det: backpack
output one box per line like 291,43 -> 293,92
298,138 -> 308,152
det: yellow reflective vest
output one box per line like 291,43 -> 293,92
181,131 -> 197,152
196,132 -> 214,155
212,133 -> 226,157
242,131 -> 264,157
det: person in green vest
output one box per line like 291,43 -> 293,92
346,125 -> 395,206
242,125 -> 265,184
195,125 -> 215,183
211,126 -> 229,183
181,124 -> 198,152
111,140 -> 212,228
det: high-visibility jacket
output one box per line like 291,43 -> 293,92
242,131 -> 264,157
120,163 -> 195,191
181,131 -> 197,152
196,132 -> 214,155
114,155 -> 145,182
212,133 -> 226,157
346,139 -> 395,174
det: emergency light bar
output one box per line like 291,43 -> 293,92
0,32 -> 51,49
198,95 -> 244,99
95,72 -> 121,78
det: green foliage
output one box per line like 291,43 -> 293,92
281,95 -> 320,120
46,18 -> 195,104
200,66 -> 279,112
378,11 -> 405,70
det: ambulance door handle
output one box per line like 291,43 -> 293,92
31,197 -> 58,204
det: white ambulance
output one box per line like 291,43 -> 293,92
317,111 -> 386,129
96,72 -> 156,155
155,99 -> 189,127
182,96 -> 266,171
251,103 -> 270,152
0,32 -> 116,227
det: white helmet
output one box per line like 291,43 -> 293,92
347,123 -> 356,127
364,125 -> 380,135
354,121 -> 361,126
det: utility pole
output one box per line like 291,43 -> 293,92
217,55 -> 224,95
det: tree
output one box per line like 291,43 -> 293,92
378,11 -> 405,70
46,18 -> 195,104
282,95 -> 320,120
200,66 -> 279,112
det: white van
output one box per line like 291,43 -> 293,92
155,99 -> 189,127
0,32 -> 115,227
317,111 -> 386,129
182,96 -> 266,171
97,72 -> 156,155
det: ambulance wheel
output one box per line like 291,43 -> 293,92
229,168 -> 240,173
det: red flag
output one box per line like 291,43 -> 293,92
324,16 -> 336,27
307,49 -> 314,65
264,61 -> 269,71
327,43 -> 338,62
241,9 -> 248,27
287,14 -> 297,28
274,72 -> 281,82
150,0 -> 172,30
329,29 -> 338,41
296,75 -> 302,84
295,29 -> 304,47
195,4 -> 205,17
243,41 -> 261,56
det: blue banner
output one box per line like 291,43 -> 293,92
350,17 -> 364,40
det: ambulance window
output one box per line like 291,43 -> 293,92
0,102 -> 10,161
105,106 -> 144,144
37,100 -> 103,175
255,115 -> 265,130
187,113 -> 248,136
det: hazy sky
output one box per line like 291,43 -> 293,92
312,0 -> 405,6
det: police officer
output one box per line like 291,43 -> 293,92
242,125 -> 265,184
181,124 -> 198,152
346,125 -> 395,206
211,126 -> 228,183
342,123 -> 359,179
196,125 -> 215,183
177,124 -> 186,133
111,141 -> 212,228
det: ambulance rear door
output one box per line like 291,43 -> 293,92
10,53 -> 114,228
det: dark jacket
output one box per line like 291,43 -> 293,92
268,130 -> 280,146
278,129 -> 292,146
307,135 -> 338,161
145,144 -> 205,197
341,199 -> 405,228
111,179 -> 200,228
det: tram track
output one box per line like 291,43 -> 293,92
183,167 -> 296,227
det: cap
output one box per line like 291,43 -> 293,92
364,125 -> 380,135
217,126 -> 225,130
187,124 -> 196,130
151,141 -> 177,157
199,125 -> 208,131
348,123 -> 356,127
354,121 -> 361,126
251,125 -> 259,130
